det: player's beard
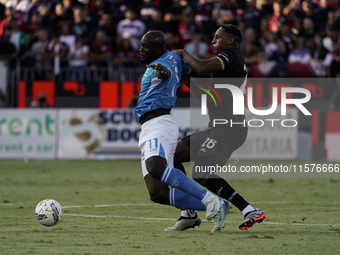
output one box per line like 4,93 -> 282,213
140,52 -> 158,65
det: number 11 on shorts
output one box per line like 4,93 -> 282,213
148,138 -> 158,152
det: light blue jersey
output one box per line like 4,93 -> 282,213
134,51 -> 191,122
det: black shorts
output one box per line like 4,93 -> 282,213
181,126 -> 247,166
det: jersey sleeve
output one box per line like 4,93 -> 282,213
181,58 -> 192,75
216,50 -> 234,70
156,58 -> 172,70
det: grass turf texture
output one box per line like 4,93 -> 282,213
0,160 -> 339,255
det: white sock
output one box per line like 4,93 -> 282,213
181,210 -> 196,218
201,191 -> 215,204
242,205 -> 258,216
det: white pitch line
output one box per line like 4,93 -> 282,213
64,213 -> 340,227
63,203 -> 155,209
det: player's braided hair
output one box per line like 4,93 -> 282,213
221,24 -> 242,46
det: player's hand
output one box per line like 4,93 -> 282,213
172,50 -> 185,57
150,63 -> 168,74
150,63 -> 171,80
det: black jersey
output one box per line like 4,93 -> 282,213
214,48 -> 247,79
208,48 -> 247,125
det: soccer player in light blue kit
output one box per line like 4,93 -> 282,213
134,30 -> 230,232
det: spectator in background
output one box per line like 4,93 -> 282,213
5,0 -> 30,22
68,36 -> 89,67
242,0 -> 262,32
245,26 -> 260,47
0,7 -> 13,40
312,34 -> 328,60
269,1 -> 291,33
68,36 -> 90,81
87,0 -> 105,27
139,0 -> 160,26
26,29 -> 49,80
71,7 -> 91,44
90,29 -> 111,68
28,0 -> 55,30
264,31 -> 278,59
212,0 -> 237,26
258,17 -> 269,46
320,10 -> 340,32
50,3 -> 67,34
165,31 -> 181,51
9,18 -> 29,57
295,0 -> 318,27
300,17 -> 315,42
279,23 -> 295,52
288,36 -> 312,64
237,19 -> 247,40
164,0 -> 187,35
184,33 -> 208,58
0,2 -> 5,20
21,28 -> 48,68
44,32 -> 69,79
322,24 -> 339,53
282,0 -> 300,17
177,8 -> 197,47
191,0 -> 216,36
317,0 -> 332,29
256,0 -> 275,16
324,42 -> 340,77
31,93 -> 51,107
62,0 -> 75,21
0,7 -> 25,40
113,39 -> 139,68
240,27 -> 261,60
146,10 -> 170,33
116,9 -> 145,51
269,39 -> 289,63
60,22 -> 76,48
97,13 -> 116,43
0,31 -> 17,70
102,1 -> 126,28
31,29 -> 49,59
27,12 -> 42,41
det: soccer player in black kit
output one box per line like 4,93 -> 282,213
167,24 -> 266,231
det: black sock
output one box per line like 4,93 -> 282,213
203,174 -> 249,212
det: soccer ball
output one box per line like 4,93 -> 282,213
35,199 -> 63,226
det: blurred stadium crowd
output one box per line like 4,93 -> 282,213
0,0 -> 339,84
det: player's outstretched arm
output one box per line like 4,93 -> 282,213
150,63 -> 171,80
172,50 -> 222,76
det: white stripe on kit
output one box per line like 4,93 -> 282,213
163,167 -> 172,183
160,168 -> 167,182
161,167 -> 170,182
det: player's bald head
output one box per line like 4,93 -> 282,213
142,30 -> 167,48
139,30 -> 168,64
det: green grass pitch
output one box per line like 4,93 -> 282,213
0,160 -> 339,255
